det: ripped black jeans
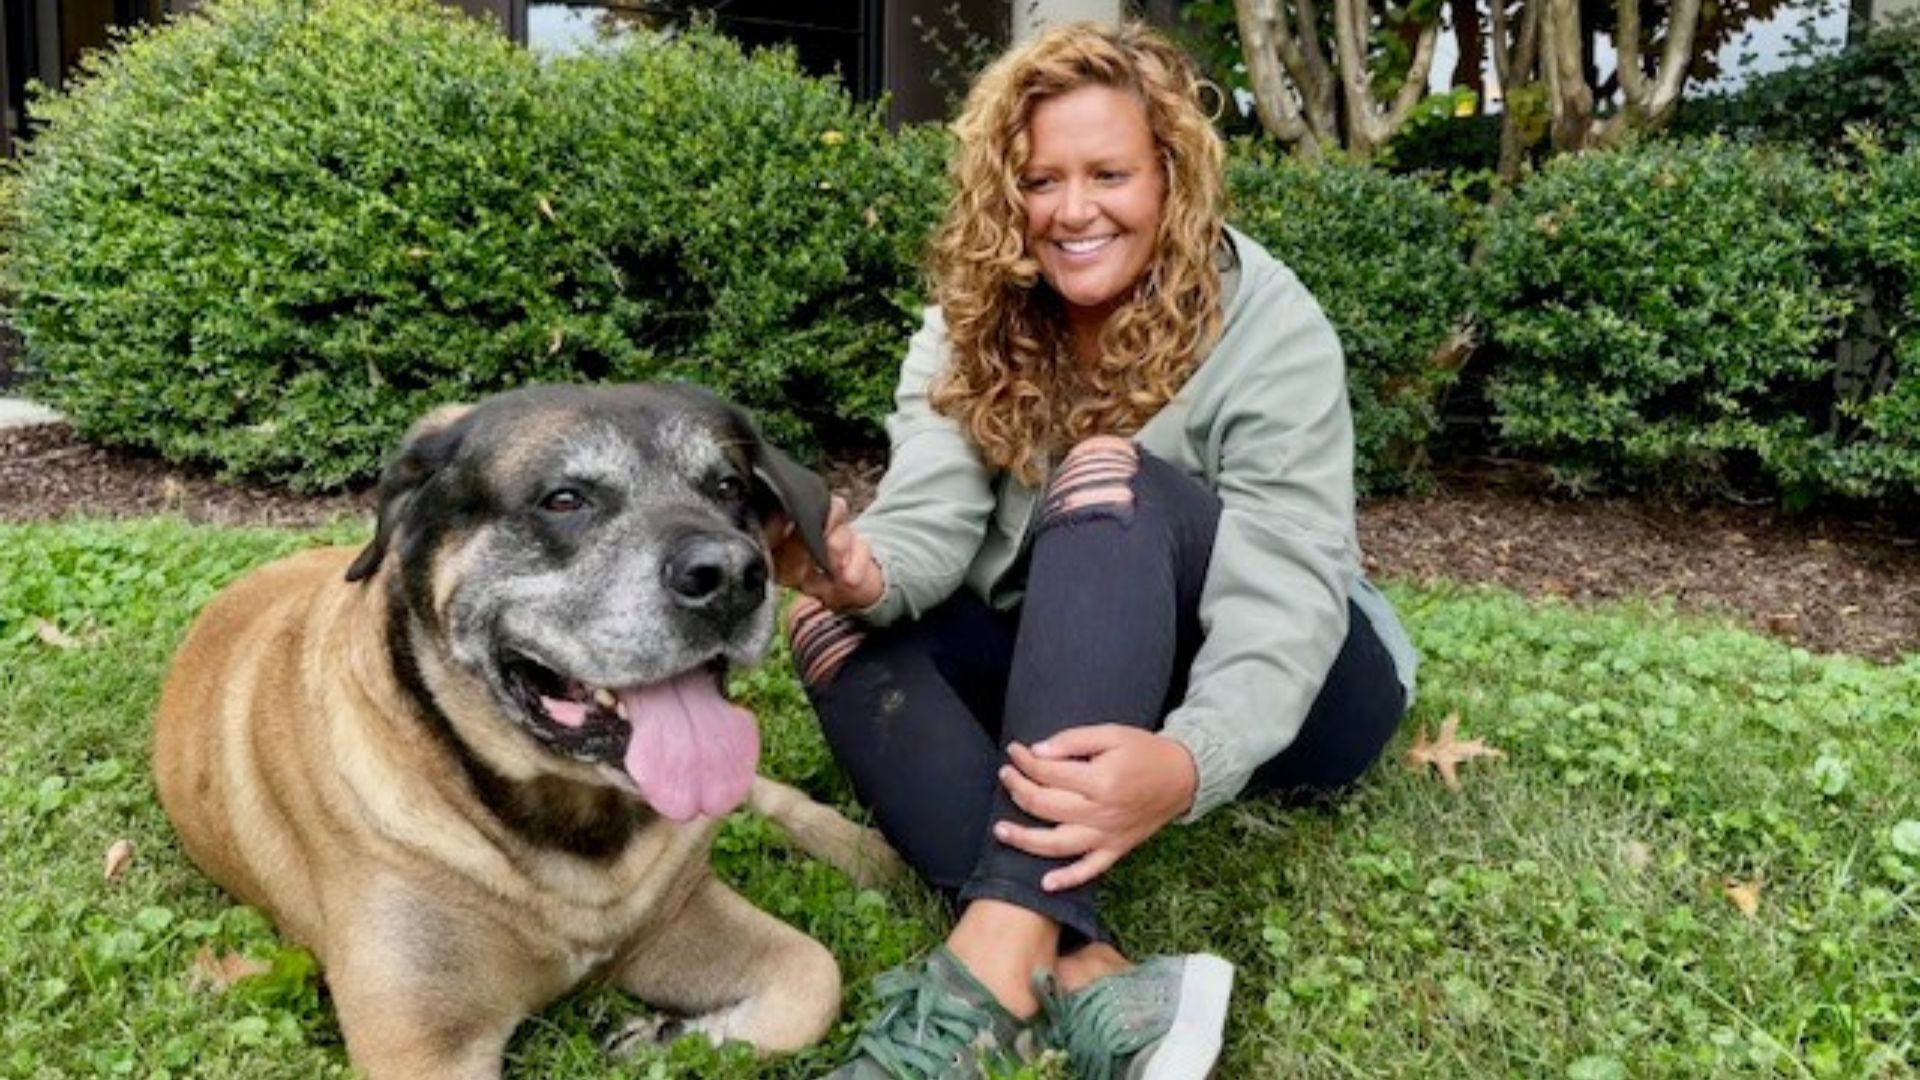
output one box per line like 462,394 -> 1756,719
788,443 -> 1406,945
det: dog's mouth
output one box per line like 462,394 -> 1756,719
500,653 -> 760,822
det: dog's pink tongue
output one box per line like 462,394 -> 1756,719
619,672 -> 759,823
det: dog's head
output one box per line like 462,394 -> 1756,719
345,383 -> 832,823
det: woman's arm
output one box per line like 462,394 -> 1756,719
1159,269 -> 1356,820
773,307 -> 998,624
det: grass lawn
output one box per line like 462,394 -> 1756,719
2,519 -> 1916,1079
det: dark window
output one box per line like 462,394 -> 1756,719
529,1 -> 884,100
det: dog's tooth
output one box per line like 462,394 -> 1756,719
593,688 -> 618,710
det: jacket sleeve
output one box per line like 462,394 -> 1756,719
1160,272 -> 1358,820
851,307 -> 997,626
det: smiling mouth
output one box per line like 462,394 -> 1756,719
1055,235 -> 1116,255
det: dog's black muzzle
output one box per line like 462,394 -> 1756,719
660,530 -> 770,633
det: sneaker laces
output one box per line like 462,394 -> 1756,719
1043,973 -> 1162,1080
852,963 -> 1003,1079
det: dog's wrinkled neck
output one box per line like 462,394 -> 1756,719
381,575 -> 653,862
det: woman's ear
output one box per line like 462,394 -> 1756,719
345,404 -> 473,583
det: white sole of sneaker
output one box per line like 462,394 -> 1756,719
1141,953 -> 1236,1080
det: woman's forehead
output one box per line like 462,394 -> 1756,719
1024,85 -> 1154,161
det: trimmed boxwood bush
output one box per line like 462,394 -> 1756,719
2,0 -> 939,488
1227,146 -> 1474,492
1477,139 -> 1854,497
1816,146 -> 1920,500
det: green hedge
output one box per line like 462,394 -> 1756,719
1818,146 -> 1920,498
1676,23 -> 1920,158
18,0 -> 1911,509
2,0 -> 936,488
1477,139 -> 1860,497
1227,146 -> 1473,493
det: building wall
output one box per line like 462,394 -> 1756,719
1014,0 -> 1123,40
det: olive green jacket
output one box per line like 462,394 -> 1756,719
852,227 -> 1417,820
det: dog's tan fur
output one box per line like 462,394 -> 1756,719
153,387 -> 898,1080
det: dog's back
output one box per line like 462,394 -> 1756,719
154,546 -> 373,945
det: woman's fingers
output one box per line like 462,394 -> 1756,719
1006,741 -> 1098,795
992,819 -> 1099,859
999,763 -> 1093,823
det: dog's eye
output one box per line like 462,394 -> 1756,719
540,488 -> 588,513
713,476 -> 747,503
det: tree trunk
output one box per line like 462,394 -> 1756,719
1491,0 -> 1542,182
1450,0 -> 1486,103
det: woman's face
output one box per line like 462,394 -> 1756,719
1019,84 -> 1166,332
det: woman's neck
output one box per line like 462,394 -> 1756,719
1066,302 -> 1117,368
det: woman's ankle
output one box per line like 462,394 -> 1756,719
1056,941 -> 1133,993
945,900 -> 1060,1019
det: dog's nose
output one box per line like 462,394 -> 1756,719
661,534 -> 767,613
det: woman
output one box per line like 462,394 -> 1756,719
774,21 -> 1417,1080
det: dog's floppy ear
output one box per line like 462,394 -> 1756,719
749,435 -> 834,577
345,403 -> 473,583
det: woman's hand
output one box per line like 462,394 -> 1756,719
993,725 -> 1199,891
769,495 -> 885,611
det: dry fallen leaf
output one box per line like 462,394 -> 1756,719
1619,840 -> 1653,873
103,839 -> 135,884
159,475 -> 188,502
536,195 -> 556,222
32,618 -> 81,650
1405,713 -> 1505,792
1722,876 -> 1763,919
188,946 -> 271,993
547,326 -> 565,356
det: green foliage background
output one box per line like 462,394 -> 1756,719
1677,22 -> 1920,159
1477,140 -> 1854,497
1,0 -> 937,489
4,0 -> 1918,508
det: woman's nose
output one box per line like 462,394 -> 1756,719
1058,182 -> 1097,226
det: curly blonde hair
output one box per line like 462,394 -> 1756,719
929,21 -> 1226,484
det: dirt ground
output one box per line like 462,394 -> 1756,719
3,423 -> 1914,661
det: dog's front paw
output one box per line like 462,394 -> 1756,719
604,1013 -> 688,1059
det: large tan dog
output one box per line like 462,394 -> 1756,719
154,383 -> 897,1079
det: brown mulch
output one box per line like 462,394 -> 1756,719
3,423 -> 1915,662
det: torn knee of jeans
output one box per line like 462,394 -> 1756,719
1042,435 -> 1139,526
785,597 -> 866,687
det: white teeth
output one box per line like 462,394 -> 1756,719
1058,236 -> 1113,254
593,688 -> 617,710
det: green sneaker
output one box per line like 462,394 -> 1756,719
821,947 -> 1047,1079
1040,954 -> 1235,1080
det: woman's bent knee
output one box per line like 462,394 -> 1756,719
1041,436 -> 1139,525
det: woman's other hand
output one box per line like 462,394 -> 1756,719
993,725 -> 1199,891
769,495 -> 885,611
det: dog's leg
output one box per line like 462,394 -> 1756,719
747,777 -> 905,890
327,985 -> 514,1080
607,874 -> 841,1055
323,912 -> 525,1080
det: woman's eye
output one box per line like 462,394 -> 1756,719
713,476 -> 747,502
1020,176 -> 1054,192
541,489 -> 588,513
